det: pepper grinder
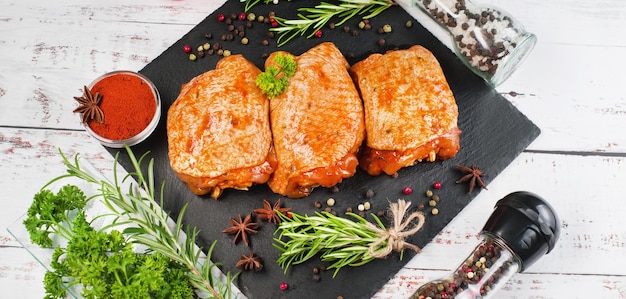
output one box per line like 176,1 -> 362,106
396,0 -> 537,86
411,191 -> 560,299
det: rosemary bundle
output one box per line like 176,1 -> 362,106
273,199 -> 425,277
242,0 -> 395,46
38,146 -> 236,298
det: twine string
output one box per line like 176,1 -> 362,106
366,199 -> 425,258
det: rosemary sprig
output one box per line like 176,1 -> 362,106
271,0 -> 394,47
241,0 -> 264,12
51,146 -> 236,299
273,210 -> 391,277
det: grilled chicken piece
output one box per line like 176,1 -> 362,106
167,54 -> 276,198
350,45 -> 461,176
267,42 -> 365,198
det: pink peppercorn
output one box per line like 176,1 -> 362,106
402,187 -> 412,195
433,181 -> 442,189
314,29 -> 323,38
239,12 -> 246,20
217,14 -> 225,22
183,45 -> 191,53
279,282 -> 288,291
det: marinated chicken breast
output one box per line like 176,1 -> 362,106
267,42 -> 365,198
167,54 -> 276,198
350,45 -> 461,176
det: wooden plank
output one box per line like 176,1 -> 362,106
0,247 -> 46,298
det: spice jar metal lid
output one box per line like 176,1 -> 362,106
481,191 -> 560,272
84,70 -> 161,148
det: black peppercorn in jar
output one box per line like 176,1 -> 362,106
399,0 -> 536,86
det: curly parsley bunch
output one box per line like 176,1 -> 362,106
26,188 -> 194,299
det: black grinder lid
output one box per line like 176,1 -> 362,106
482,191 -> 561,272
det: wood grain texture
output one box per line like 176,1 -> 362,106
1,0 -> 625,298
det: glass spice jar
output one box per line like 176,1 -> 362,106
411,191 -> 560,299
404,0 -> 537,86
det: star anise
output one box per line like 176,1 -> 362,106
73,85 -> 104,123
254,199 -> 291,224
235,252 -> 263,272
455,164 -> 487,193
222,213 -> 259,246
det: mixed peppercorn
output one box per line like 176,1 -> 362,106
412,237 -> 515,299
182,8 -> 415,61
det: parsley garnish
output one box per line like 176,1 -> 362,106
23,184 -> 87,248
256,53 -> 297,98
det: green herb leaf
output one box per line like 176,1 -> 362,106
256,53 -> 297,98
24,185 -> 87,247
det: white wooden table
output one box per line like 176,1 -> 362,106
1,0 -> 625,298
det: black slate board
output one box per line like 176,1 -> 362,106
107,1 -> 540,298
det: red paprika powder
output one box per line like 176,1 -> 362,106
87,72 -> 158,141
